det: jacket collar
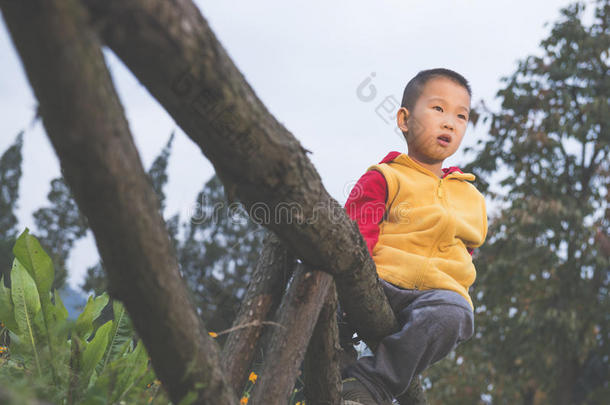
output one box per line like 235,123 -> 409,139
380,151 -> 476,182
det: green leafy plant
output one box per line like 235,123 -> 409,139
0,228 -> 166,404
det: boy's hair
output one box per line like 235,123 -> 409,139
400,68 -> 472,112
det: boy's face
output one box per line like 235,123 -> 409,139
396,77 -> 470,167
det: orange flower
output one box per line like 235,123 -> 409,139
248,372 -> 258,383
240,396 -> 249,404
208,331 -> 218,338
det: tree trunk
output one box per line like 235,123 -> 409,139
249,264 -> 334,404
0,1 -> 236,403
303,282 -> 342,405
552,357 -> 578,405
222,232 -> 296,394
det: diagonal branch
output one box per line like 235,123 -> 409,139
0,1 -> 235,403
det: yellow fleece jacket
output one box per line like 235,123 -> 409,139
368,153 -> 488,309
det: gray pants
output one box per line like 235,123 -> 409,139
342,279 -> 474,403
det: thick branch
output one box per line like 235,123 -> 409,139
303,282 -> 342,405
222,232 -> 296,393
82,0 -> 398,344
249,264 -> 334,405
0,1 -> 235,403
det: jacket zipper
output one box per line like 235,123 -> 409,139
415,178 -> 449,289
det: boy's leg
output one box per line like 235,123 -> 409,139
342,286 -> 474,403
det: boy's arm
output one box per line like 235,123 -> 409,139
344,170 -> 387,256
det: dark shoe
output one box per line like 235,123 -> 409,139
341,377 -> 379,405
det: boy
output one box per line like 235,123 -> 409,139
341,68 -> 488,404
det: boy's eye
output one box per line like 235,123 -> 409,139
458,114 -> 467,120
433,106 -> 443,112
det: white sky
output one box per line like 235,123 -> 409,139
0,0 -> 580,290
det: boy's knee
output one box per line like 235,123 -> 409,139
416,303 -> 473,345
437,304 -> 474,344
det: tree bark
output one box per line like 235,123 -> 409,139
81,0 -> 399,344
222,232 -> 296,394
0,1 -> 235,404
249,264 -> 334,405
303,282 -> 342,405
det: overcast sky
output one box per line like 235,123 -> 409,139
0,0 -> 583,290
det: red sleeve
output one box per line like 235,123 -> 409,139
344,170 -> 387,256
467,247 -> 474,256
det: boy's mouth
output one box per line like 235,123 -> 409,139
437,134 -> 451,146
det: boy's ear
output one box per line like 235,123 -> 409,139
397,107 -> 409,133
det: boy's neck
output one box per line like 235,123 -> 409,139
407,152 -> 444,178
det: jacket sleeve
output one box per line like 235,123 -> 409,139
344,170 -> 387,257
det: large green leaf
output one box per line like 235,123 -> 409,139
75,293 -> 109,340
98,300 -> 132,375
12,230 -> 64,384
12,228 -> 54,297
0,275 -> 18,333
10,259 -> 42,374
52,289 -> 69,324
81,320 -> 112,387
113,340 -> 149,402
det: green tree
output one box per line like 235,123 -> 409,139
147,131 -> 174,214
33,177 -> 88,290
178,174 -> 268,337
0,132 -> 23,283
425,1 -> 609,404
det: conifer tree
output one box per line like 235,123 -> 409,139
0,132 -> 23,283
33,177 -> 88,289
178,174 -> 267,337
